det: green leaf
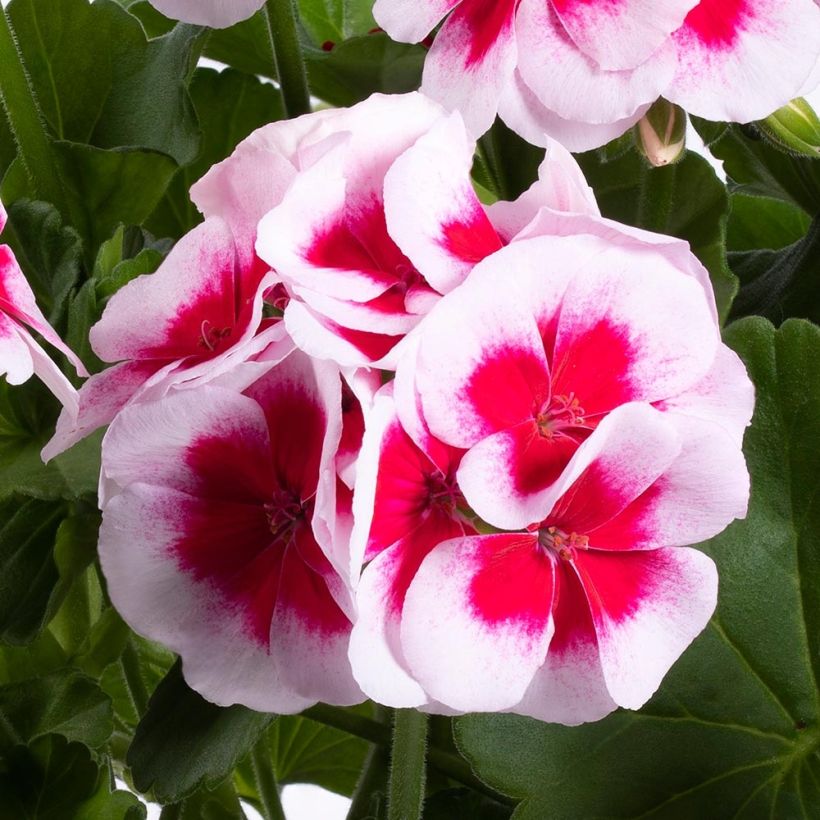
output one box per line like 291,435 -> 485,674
147,66 -> 284,239
304,34 -> 425,108
235,709 -> 371,799
5,0 -> 202,164
727,194 -> 811,253
298,0 -> 377,46
0,735 -> 145,820
0,379 -> 103,501
0,671 -> 112,750
577,147 -> 738,322
694,119 -> 820,216
2,199 -> 83,324
127,660 -> 274,802
0,499 -> 98,645
456,317 -> 820,819
3,142 -> 177,258
198,12 -> 424,109
729,218 -> 820,324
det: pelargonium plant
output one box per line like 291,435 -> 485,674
0,0 -> 818,817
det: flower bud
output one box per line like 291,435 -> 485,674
634,99 -> 687,167
757,98 -> 820,157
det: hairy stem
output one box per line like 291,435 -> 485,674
263,0 -> 311,118
0,8 -> 70,215
387,709 -> 428,820
250,737 -> 286,820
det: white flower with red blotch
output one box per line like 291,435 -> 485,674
348,228 -> 752,719
197,92 -> 597,368
43,215 -> 284,461
146,0 -> 267,28
99,348 -> 364,711
0,200 -> 87,416
374,0 -> 820,150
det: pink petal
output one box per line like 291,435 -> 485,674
515,0 -> 676,125
0,244 -> 87,377
0,312 -> 35,385
401,533 -> 554,711
551,0 -> 698,71
90,217 -> 245,364
515,561 -> 617,724
545,402 -> 682,534
658,345 -> 754,447
486,138 -> 600,242
574,546 -> 717,709
283,299 -> 401,368
457,421 -> 582,530
499,69 -> 649,151
514,209 -> 719,324
587,414 -> 749,550
269,542 -> 363,706
350,513 -> 465,707
413,273 -> 551,448
422,0 -> 518,136
147,0 -> 267,27
668,0 -> 820,122
551,244 -> 718,417
102,385 -> 275,501
256,146 -> 409,305
384,112 -> 502,295
42,360 -> 167,463
373,0 -> 461,41
100,483 -> 314,713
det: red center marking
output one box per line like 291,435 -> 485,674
682,0 -> 748,47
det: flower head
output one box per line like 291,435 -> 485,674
374,0 -> 820,149
99,348 -> 363,710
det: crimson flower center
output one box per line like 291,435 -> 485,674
263,489 -> 307,542
538,525 -> 589,561
536,392 -> 586,438
198,319 -> 233,353
424,470 -> 463,516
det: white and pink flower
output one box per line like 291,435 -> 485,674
0,200 -> 87,416
374,0 -> 820,149
99,348 -> 364,711
348,228 -> 752,719
146,0 -> 267,28
251,96 -> 599,367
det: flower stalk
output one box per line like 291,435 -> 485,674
387,709 -> 428,820
0,7 -> 71,218
263,0 -> 311,118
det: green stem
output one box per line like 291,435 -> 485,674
0,8 -> 69,213
250,738 -> 286,820
263,0 -> 311,118
346,745 -> 390,820
387,709 -> 428,820
302,704 -> 512,804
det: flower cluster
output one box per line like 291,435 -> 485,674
374,0 -> 820,149
28,93 -> 753,719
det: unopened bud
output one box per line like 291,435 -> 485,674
634,99 -> 687,167
757,98 -> 820,158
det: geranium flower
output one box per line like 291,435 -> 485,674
349,229 -> 752,718
408,230 -> 749,530
398,402 -> 742,720
0,200 -> 87,415
146,0 -> 267,28
349,382 -> 473,706
374,0 -> 820,150
250,96 -> 598,367
43,216 -> 283,461
98,348 -> 363,711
